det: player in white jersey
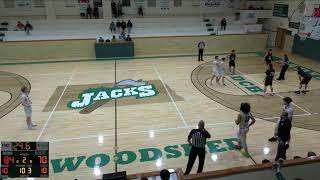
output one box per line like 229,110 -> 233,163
21,86 -> 37,130
269,97 -> 294,149
218,57 -> 226,86
235,103 -> 256,158
210,56 -> 220,85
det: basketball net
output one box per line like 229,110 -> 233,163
298,32 -> 310,41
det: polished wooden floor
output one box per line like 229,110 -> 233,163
0,51 -> 320,180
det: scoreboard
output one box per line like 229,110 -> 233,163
1,142 -> 49,178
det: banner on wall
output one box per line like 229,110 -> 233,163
204,0 -> 222,8
134,0 -> 146,8
160,0 -> 170,13
15,0 -> 32,11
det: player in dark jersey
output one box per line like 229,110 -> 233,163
228,49 -> 236,75
295,67 -> 312,94
265,49 -> 273,65
260,63 -> 275,96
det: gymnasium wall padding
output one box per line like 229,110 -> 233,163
292,34 -> 320,61
0,33 -> 267,61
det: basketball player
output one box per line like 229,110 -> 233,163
219,57 -> 226,86
235,102 -> 256,158
264,49 -> 273,65
21,86 -> 37,130
295,67 -> 312,94
210,56 -> 220,85
269,97 -> 294,150
277,54 -> 290,80
228,50 -> 236,75
260,63 -> 275,96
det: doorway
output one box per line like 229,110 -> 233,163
275,28 -> 292,49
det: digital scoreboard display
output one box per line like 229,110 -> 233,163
1,142 -> 49,178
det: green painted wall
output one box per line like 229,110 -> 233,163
292,34 -> 320,61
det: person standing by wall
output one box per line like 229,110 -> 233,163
86,5 -> 93,19
184,120 -> 211,175
277,54 -> 290,80
127,20 -> 133,34
197,41 -> 205,61
93,6 -> 99,19
111,0 -> 117,17
235,103 -> 256,158
117,1 -> 123,17
220,18 -> 227,31
21,86 -> 37,130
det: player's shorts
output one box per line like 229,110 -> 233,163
24,106 -> 32,117
264,78 -> 273,86
212,69 -> 220,76
218,69 -> 225,76
229,61 -> 235,67
300,77 -> 312,85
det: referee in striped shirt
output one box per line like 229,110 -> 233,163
184,120 -> 211,175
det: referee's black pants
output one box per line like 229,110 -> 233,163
278,65 -> 288,80
185,146 -> 205,174
198,49 -> 204,61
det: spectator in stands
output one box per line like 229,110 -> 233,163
277,54 -> 290,80
117,1 -> 123,17
197,41 -> 205,61
109,21 -> 116,32
16,21 -> 25,31
220,18 -> 227,31
184,120 -> 211,175
116,19 -> 121,32
160,169 -> 170,180
112,35 -> 116,42
86,5 -> 93,19
275,112 -> 292,161
235,103 -> 256,158
111,0 -> 117,17
138,6 -> 144,16
125,35 -> 132,41
127,20 -> 133,33
140,178 -> 148,180
93,6 -> 99,19
119,30 -> 126,40
307,151 -> 317,157
121,20 -> 127,32
98,37 -> 104,43
24,21 -> 33,35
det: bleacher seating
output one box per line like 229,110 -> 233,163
0,15 -> 262,41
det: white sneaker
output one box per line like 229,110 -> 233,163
259,93 -> 265,96
31,123 -> 37,127
28,126 -> 36,130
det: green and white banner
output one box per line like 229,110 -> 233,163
15,0 -> 32,11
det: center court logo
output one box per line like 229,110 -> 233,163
67,79 -> 159,109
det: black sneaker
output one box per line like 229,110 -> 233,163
268,137 -> 277,142
302,90 -> 306,94
294,91 -> 300,94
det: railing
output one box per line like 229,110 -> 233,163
127,156 -> 320,180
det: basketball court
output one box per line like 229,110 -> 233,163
1,50 -> 320,179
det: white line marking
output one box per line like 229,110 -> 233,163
263,113 -> 318,120
44,121 -> 235,143
36,65 -> 77,141
153,64 -> 188,127
235,69 -> 312,115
